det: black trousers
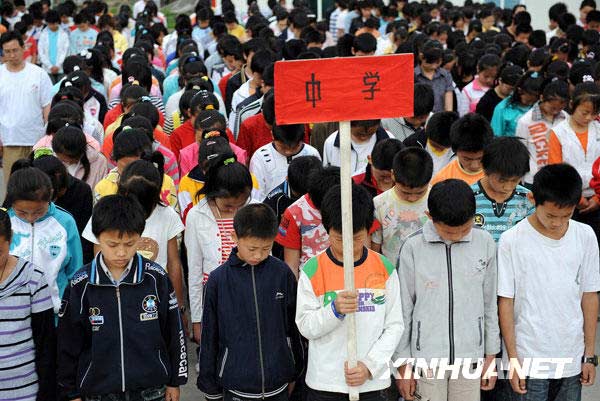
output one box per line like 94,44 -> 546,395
305,387 -> 386,401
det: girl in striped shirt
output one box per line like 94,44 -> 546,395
0,208 -> 56,401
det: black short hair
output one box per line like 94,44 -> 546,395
250,49 -> 275,75
515,23 -> 533,36
413,83 -> 435,117
233,203 -> 278,239
546,61 -> 569,81
0,31 -> 24,48
352,33 -> 377,54
588,9 -> 600,23
283,39 -> 307,60
549,2 -> 568,22
528,30 -> 547,49
287,156 -> 322,195
482,137 -> 529,178
532,164 -> 582,207
320,184 -> 374,234
428,179 -> 475,226
307,166 -> 340,210
272,123 -> 304,147
425,111 -> 459,148
45,9 -> 60,24
371,138 -> 404,170
92,194 -> 146,237
450,113 -> 493,153
6,167 -> 53,206
392,147 -> 433,188
262,89 -> 275,125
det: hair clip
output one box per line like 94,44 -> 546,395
588,52 -> 596,59
73,65 -> 81,71
223,157 -> 235,166
34,147 -> 54,160
140,96 -> 152,102
583,74 -> 594,83
530,72 -> 539,78
61,95 -> 69,100
204,131 -> 221,139
205,104 -> 214,110
0,207 -> 6,213
64,81 -> 73,87
153,162 -> 159,169
206,153 -> 219,160
551,76 -> 559,82
192,85 -> 201,90
121,125 -> 133,131
201,76 -> 209,81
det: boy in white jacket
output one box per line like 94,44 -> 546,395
37,10 -> 69,83
296,184 -> 403,401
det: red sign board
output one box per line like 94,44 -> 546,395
274,54 -> 414,125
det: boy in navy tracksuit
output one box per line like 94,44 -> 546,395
57,195 -> 188,401
198,204 -> 304,401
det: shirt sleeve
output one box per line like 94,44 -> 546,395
82,217 -> 99,244
39,67 -> 53,107
166,207 -> 185,240
497,232 -> 516,298
580,225 -> 600,292
275,208 -> 302,250
30,268 -> 54,313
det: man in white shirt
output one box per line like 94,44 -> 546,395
498,164 -> 600,400
0,31 -> 52,185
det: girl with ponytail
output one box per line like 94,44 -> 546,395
51,125 -> 109,189
94,128 -> 178,208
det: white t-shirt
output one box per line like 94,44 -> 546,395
249,142 -> 321,201
426,141 -> 454,176
372,187 -> 429,263
322,130 -> 393,175
498,218 -> 600,379
0,63 -> 52,146
83,205 -> 184,270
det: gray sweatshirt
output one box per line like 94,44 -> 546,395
394,220 -> 500,364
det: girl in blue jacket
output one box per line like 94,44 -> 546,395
6,164 -> 83,315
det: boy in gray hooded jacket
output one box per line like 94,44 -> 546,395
395,179 -> 500,401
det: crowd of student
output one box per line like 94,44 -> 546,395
1,0 -> 600,401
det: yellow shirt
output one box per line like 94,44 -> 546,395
94,167 -> 178,209
113,30 -> 128,54
228,24 -> 246,40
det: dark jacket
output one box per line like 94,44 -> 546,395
402,129 -> 427,148
57,254 -> 188,399
198,249 -> 304,399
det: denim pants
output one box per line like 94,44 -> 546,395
506,374 -> 582,401
85,385 -> 166,401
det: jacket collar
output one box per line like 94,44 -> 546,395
422,220 -> 473,244
332,126 -> 389,148
89,252 -> 144,286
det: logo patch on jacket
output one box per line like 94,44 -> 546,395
89,307 -> 104,329
49,245 -> 61,258
140,295 -> 158,321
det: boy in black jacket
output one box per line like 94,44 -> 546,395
198,203 -> 304,401
57,195 -> 188,401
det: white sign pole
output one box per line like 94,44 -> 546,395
339,120 -> 359,401
317,0 -> 323,21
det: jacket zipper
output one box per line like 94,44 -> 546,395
158,349 -> 168,376
79,361 -> 92,388
416,321 -> 421,351
478,317 -> 483,347
445,244 -> 455,365
251,266 -> 266,398
116,286 -> 126,392
30,223 -> 35,265
218,347 -> 229,378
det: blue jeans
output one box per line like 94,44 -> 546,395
507,374 -> 581,401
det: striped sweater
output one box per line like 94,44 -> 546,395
0,258 -> 55,401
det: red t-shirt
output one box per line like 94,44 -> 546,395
236,113 -> 273,159
23,37 -> 37,62
170,120 -> 195,161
